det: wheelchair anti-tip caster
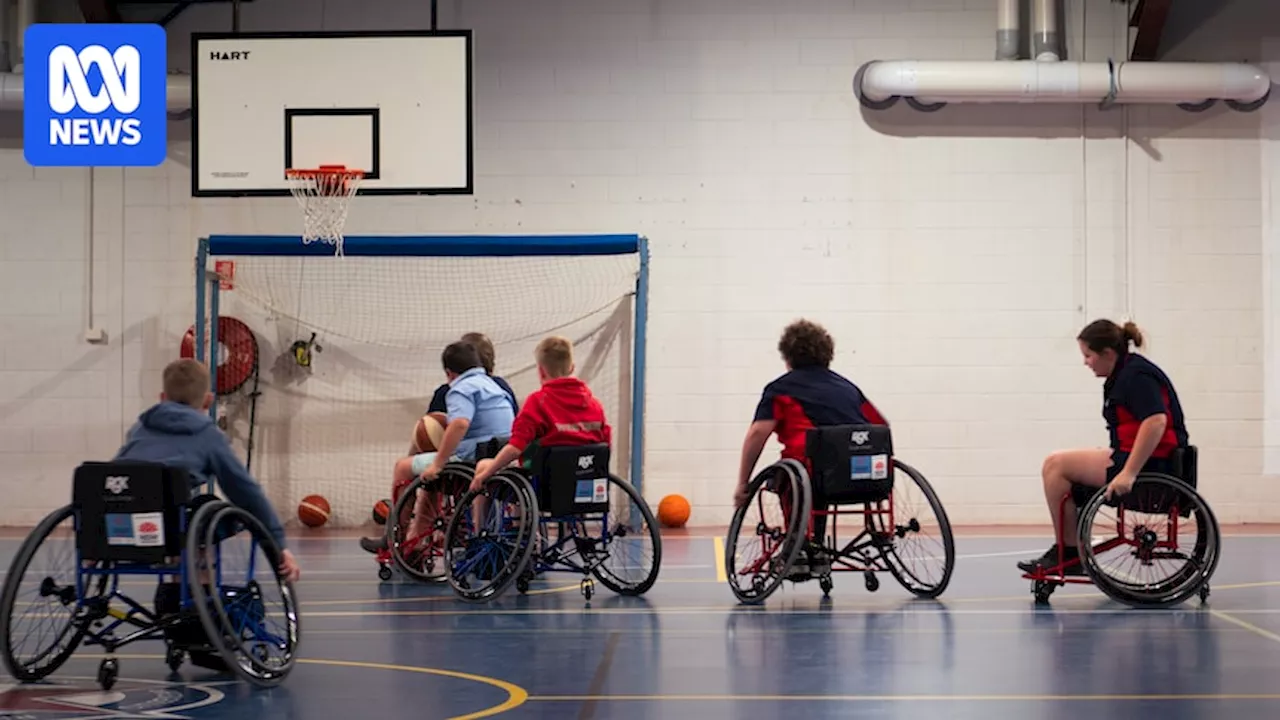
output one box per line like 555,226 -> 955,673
98,657 -> 118,690
1033,579 -> 1056,604
864,571 -> 879,593
819,576 -> 833,597
378,564 -> 393,581
1199,584 -> 1211,603
581,578 -> 594,601
516,577 -> 530,594
165,645 -> 185,671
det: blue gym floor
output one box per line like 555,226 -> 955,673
4,528 -> 1280,719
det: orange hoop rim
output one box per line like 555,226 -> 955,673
285,164 -> 366,180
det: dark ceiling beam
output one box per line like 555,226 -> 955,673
1129,0 -> 1173,61
78,0 -> 123,23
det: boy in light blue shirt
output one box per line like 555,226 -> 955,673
360,341 -> 516,554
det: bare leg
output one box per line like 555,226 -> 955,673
1040,448 -> 1112,547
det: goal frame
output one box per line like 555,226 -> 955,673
192,232 -> 651,499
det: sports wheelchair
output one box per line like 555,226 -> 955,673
725,424 -> 956,604
1023,445 -> 1220,607
0,461 -> 299,690
443,443 -> 662,603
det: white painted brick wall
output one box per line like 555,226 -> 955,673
0,0 -> 1276,528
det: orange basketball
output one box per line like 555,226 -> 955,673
657,494 -> 690,528
298,494 -> 331,527
412,412 -> 447,453
372,498 -> 391,525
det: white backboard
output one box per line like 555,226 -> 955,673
191,30 -> 473,197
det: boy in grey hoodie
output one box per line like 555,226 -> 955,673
115,358 -> 300,671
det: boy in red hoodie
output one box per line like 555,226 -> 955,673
469,335 -> 611,492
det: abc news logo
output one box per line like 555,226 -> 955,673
47,44 -> 143,147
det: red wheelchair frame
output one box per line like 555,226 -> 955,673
1022,457 -> 1219,607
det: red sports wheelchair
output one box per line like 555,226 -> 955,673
1022,445 -> 1220,607
724,424 -> 956,604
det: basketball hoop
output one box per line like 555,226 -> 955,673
285,165 -> 364,256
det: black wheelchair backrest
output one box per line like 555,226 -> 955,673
73,461 -> 193,562
475,436 -> 509,462
1170,444 -> 1198,488
532,443 -> 612,517
804,424 -> 895,502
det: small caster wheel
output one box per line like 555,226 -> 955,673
581,578 -> 594,601
819,576 -> 833,597
165,645 -> 185,671
864,571 -> 879,593
1033,580 -> 1055,605
1199,584 -> 1211,603
98,657 -> 118,690
378,565 -> 393,581
516,577 -> 530,594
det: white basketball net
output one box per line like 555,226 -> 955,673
286,167 -> 363,256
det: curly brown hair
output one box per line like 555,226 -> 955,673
778,319 -> 834,369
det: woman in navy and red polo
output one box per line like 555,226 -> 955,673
1017,319 -> 1189,574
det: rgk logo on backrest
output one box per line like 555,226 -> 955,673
578,455 -> 595,470
23,23 -> 167,167
48,44 -> 141,114
851,430 -> 870,445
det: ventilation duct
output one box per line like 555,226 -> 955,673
854,59 -> 1272,113
0,73 -> 194,111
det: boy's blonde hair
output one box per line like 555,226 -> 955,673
535,335 -> 574,378
163,358 -> 211,407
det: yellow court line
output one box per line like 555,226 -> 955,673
523,692 -> 1280,703
712,536 -> 727,583
1209,610 -> 1280,644
82,653 -> 527,720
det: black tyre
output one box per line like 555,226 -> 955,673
874,460 -> 956,599
187,501 -> 300,687
0,504 -> 109,682
724,459 -> 812,605
1077,472 -> 1221,608
443,470 -> 538,603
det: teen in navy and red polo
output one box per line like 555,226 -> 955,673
1103,352 -> 1188,472
753,365 -> 887,462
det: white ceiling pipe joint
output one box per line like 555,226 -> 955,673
854,60 -> 1273,113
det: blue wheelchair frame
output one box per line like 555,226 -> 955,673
0,461 -> 297,691
445,443 -> 662,603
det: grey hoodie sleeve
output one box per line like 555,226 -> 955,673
205,432 -> 288,551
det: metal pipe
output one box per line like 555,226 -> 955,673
1033,0 -> 1060,61
996,0 -> 1020,61
0,72 -> 194,110
0,0 -> 11,73
14,0 -> 34,72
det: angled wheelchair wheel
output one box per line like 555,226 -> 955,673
443,470 -> 538,603
1077,472 -> 1221,608
388,465 -> 473,583
586,474 -> 663,596
0,504 -> 109,682
724,459 -> 812,605
871,460 -> 956,599
187,501 -> 300,687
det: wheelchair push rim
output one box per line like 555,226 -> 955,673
868,459 -> 956,599
387,466 -> 472,583
443,471 -> 539,603
187,501 -> 301,687
724,459 -> 812,605
1077,472 -> 1221,608
0,504 -> 108,683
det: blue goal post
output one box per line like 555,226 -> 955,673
192,233 -> 650,503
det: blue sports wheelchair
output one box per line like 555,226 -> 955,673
0,461 -> 300,690
442,443 -> 663,603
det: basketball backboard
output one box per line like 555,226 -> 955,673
190,30 -> 473,197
